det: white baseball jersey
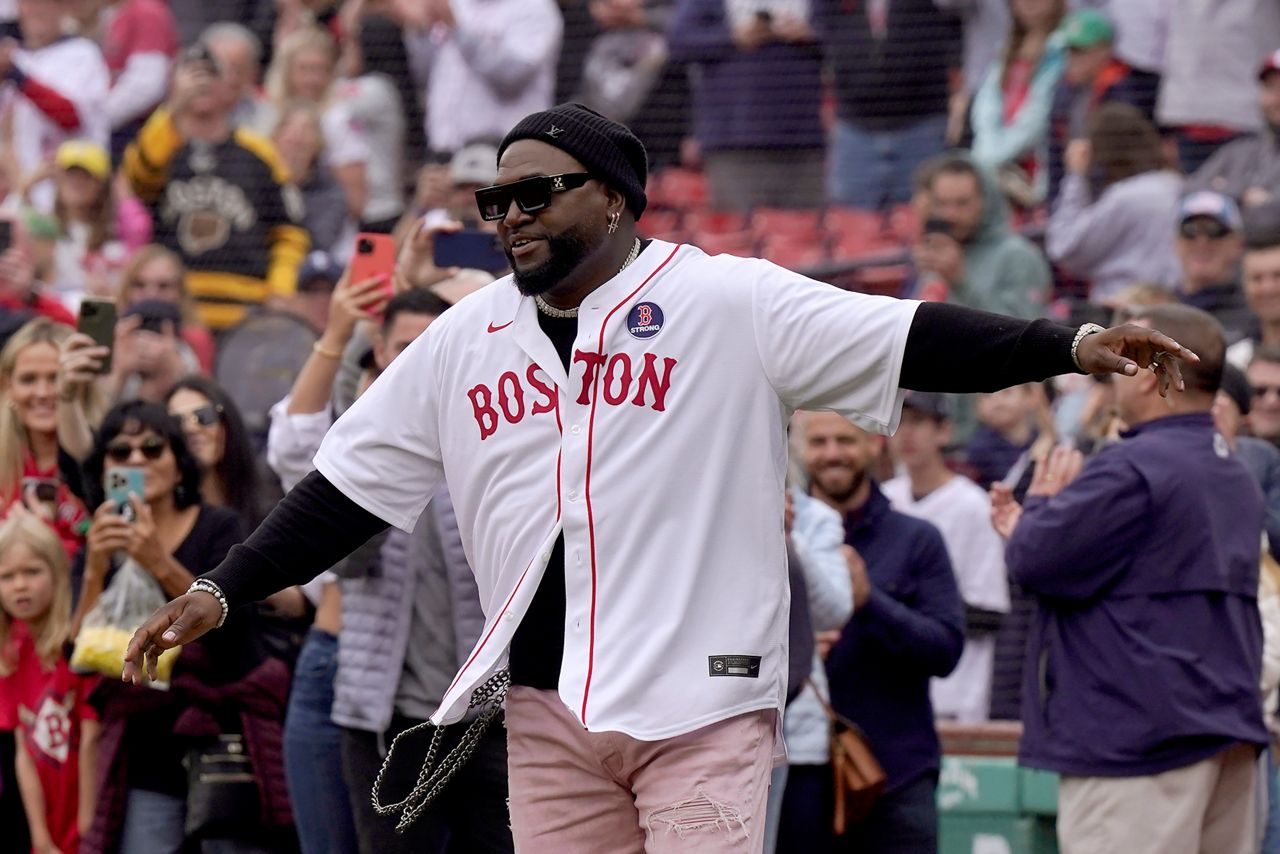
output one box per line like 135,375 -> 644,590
4,37 -> 109,212
882,474 -> 1010,722
314,239 -> 920,739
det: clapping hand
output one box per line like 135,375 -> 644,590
988,484 -> 1022,540
1026,445 -> 1084,499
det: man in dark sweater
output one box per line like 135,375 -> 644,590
814,0 -> 960,208
803,410 -> 964,854
993,304 -> 1267,854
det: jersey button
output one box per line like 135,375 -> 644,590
570,425 -> 582,436
567,489 -> 579,501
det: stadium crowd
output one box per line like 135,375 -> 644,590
0,0 -> 1278,851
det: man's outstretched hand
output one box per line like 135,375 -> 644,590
121,592 -> 222,685
1074,324 -> 1199,396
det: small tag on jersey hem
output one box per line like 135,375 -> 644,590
708,655 -> 761,678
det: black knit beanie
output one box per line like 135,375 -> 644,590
498,103 -> 648,218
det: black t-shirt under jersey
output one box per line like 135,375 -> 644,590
507,311 -> 575,689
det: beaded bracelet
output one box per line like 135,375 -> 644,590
188,579 -> 229,629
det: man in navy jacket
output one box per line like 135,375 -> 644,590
801,410 -> 964,854
994,304 -> 1267,854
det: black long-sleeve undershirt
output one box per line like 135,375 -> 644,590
204,303 -> 1084,610
901,302 -> 1079,393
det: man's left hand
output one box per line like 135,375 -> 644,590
1074,324 -> 1198,397
1027,445 -> 1084,498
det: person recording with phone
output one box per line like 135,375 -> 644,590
910,153 -> 1051,319
122,39 -> 310,331
0,318 -> 96,559
74,401 -> 285,854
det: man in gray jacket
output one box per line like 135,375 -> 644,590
1188,50 -> 1280,210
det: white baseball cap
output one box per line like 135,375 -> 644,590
450,144 -> 499,186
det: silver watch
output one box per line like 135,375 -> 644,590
1071,322 -> 1106,371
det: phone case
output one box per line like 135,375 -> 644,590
433,231 -> 508,273
105,468 -> 145,522
349,232 -> 397,285
77,298 -> 117,374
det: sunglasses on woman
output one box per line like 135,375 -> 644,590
106,436 -> 168,463
474,172 -> 593,222
171,403 -> 223,429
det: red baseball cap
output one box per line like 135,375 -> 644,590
1261,48 -> 1280,81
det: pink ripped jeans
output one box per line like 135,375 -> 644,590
504,686 -> 777,853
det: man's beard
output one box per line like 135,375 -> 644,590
510,223 -> 602,297
809,466 -> 867,506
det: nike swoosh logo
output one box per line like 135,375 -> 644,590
487,320 -> 514,333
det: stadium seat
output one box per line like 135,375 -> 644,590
684,209 -> 748,236
853,263 -> 911,298
825,207 -> 885,244
637,208 -> 682,238
760,234 -> 828,271
692,230 -> 756,258
750,207 -> 823,240
830,230 -> 904,260
651,168 -> 709,210
888,205 -> 921,242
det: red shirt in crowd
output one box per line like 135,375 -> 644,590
11,451 -> 90,560
0,621 -> 99,854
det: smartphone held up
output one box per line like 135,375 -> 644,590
350,232 -> 397,293
106,467 -> 145,523
77,297 -> 116,374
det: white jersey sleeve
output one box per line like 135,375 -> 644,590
312,322 -> 445,531
749,261 -> 920,433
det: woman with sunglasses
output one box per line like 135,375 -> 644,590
165,376 -> 263,530
76,401 -> 286,854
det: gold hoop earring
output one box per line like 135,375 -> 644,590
607,211 -> 620,234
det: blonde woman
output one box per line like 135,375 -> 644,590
257,26 -> 369,225
0,319 -> 96,557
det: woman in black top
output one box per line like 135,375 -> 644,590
74,401 -> 271,854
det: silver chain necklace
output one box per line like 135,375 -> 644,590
534,238 -> 642,319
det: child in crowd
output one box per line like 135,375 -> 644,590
34,141 -> 152,309
0,510 -> 99,854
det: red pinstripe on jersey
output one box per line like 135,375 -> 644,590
580,243 -> 681,723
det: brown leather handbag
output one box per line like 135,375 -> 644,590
809,680 -> 886,834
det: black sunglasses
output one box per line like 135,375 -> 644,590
106,436 -> 168,463
171,403 -> 222,429
474,172 -> 592,222
1179,219 -> 1231,241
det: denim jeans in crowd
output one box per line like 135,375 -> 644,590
119,789 -> 281,854
1263,745 -> 1280,853
828,114 -> 948,210
832,773 -> 938,854
284,628 -> 359,854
